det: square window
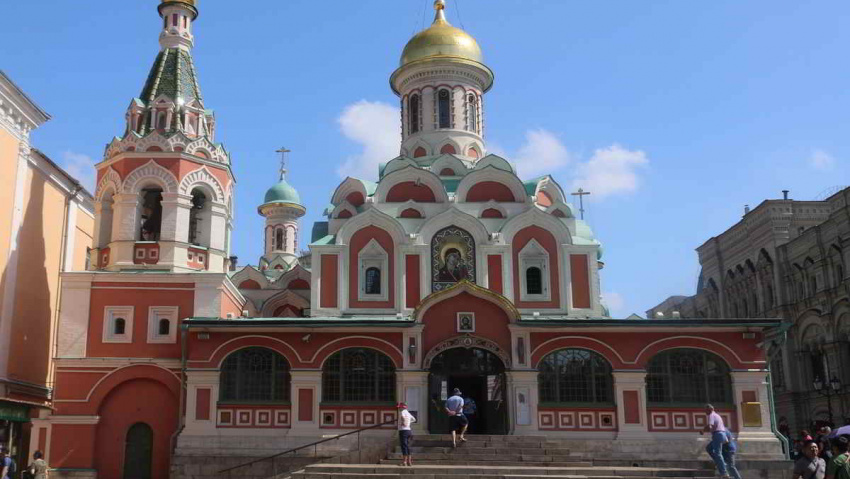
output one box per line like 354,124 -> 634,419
103,306 -> 134,343
135,249 -> 146,259
149,249 -> 159,259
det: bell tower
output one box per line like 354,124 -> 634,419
90,0 -> 235,273
391,0 -> 494,162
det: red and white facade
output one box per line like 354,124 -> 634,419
38,1 -> 784,478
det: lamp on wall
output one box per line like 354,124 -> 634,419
812,375 -> 843,425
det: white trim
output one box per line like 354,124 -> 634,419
519,239 -> 551,302
102,306 -> 134,343
147,306 -> 179,344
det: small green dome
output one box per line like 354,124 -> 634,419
263,179 -> 302,206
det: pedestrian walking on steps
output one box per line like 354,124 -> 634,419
794,441 -> 826,479
722,430 -> 742,479
445,388 -> 468,448
396,402 -> 416,467
700,404 -> 730,479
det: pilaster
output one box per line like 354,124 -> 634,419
731,370 -> 780,443
290,370 -> 322,435
183,370 -> 219,435
506,370 -> 537,434
613,371 -> 651,439
397,370 -> 428,431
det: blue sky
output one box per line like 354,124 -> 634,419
3,1 -> 849,317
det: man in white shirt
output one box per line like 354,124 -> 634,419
397,402 -> 417,466
701,404 -> 730,479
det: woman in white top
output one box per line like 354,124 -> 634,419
397,402 -> 417,466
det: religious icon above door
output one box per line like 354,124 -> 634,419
431,226 -> 475,292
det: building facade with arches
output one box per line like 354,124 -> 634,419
40,1 -> 781,478
648,187 -> 850,436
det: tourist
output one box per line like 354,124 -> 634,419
462,395 -> 477,432
445,388 -> 468,448
794,441 -> 826,479
826,436 -> 849,479
0,447 -> 14,479
396,402 -> 416,467
722,430 -> 742,479
700,404 -> 729,479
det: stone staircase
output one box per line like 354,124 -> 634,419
290,434 -> 764,479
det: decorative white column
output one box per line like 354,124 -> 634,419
731,371 -> 779,443
290,370 -> 322,436
507,370 -> 538,434
613,371 -> 651,439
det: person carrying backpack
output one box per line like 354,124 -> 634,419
0,447 -> 16,479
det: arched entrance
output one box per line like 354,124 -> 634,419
428,347 -> 508,434
123,422 -> 153,479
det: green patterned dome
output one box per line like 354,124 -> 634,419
263,179 -> 302,206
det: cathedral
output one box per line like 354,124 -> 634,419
39,1 -> 783,478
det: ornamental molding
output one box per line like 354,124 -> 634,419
122,159 -> 179,194
95,167 -> 122,201
179,165 -> 225,203
413,279 -> 520,323
422,334 -> 511,369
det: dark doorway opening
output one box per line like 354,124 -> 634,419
428,347 -> 508,434
123,422 -> 153,479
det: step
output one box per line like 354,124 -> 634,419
398,446 -> 575,456
380,459 -> 596,467
294,464 -> 715,477
388,452 -> 587,461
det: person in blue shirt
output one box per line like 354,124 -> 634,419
722,430 -> 742,479
444,388 -> 468,447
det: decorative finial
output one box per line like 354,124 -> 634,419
433,0 -> 448,23
571,188 -> 592,220
276,147 -> 291,180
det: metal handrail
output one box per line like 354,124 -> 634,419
218,419 -> 396,474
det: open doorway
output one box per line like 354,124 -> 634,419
428,347 -> 508,434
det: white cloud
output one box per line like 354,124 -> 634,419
602,291 -> 626,318
808,149 -> 836,171
514,129 -> 571,178
61,151 -> 97,193
336,100 -> 399,180
571,145 -> 648,200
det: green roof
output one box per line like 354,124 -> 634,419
441,178 -> 461,194
311,234 -> 336,246
263,178 -> 302,206
140,48 -> 203,107
523,176 -> 545,196
185,317 -> 415,327
311,221 -> 329,242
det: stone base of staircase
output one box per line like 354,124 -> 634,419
290,435 -> 791,479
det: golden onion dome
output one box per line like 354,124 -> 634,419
400,0 -> 483,67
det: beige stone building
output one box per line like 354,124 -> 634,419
0,70 -> 94,466
649,188 -> 850,434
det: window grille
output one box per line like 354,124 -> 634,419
646,349 -> 732,405
365,267 -> 381,295
409,94 -> 420,134
220,347 -> 291,403
114,318 -> 126,335
322,348 -> 396,403
438,90 -> 451,129
526,267 -> 543,295
537,349 -> 613,403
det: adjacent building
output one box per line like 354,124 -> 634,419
0,71 -> 94,467
41,1 -> 783,478
648,189 -> 850,434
